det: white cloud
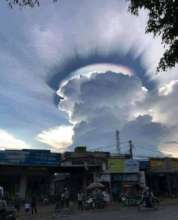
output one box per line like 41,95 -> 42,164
30,25 -> 65,65
56,69 -> 178,157
36,125 -> 74,152
159,142 -> 178,158
159,80 -> 178,96
0,129 -> 30,150
0,0 -> 178,156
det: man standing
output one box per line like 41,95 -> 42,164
77,191 -> 84,210
64,188 -> 70,208
31,195 -> 37,215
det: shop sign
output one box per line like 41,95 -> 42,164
150,158 -> 178,172
124,160 -> 139,173
0,150 -> 60,166
95,174 -> 111,182
108,159 -> 124,173
150,159 -> 165,169
108,159 -> 139,173
139,171 -> 146,187
112,173 -> 138,182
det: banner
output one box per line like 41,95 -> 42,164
0,150 -> 60,166
108,159 -> 124,173
95,174 -> 111,182
150,158 -> 178,172
124,160 -> 139,173
108,159 -> 139,173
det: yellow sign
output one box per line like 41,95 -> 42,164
150,158 -> 178,172
108,159 -> 124,173
150,159 -> 165,168
169,159 -> 178,171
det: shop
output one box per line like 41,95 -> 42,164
149,158 -> 178,197
107,158 -> 140,200
0,149 -> 61,199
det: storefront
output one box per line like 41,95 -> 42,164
107,158 -> 140,200
0,149 -> 61,199
149,158 -> 178,197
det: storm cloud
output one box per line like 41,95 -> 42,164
57,71 -> 175,156
0,0 -> 178,155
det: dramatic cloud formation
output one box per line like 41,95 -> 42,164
0,129 -> 30,150
36,125 -> 74,152
0,0 -> 178,156
57,71 -> 172,156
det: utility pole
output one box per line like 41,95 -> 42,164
129,140 -> 133,159
116,130 -> 120,154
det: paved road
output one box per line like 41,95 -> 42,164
19,205 -> 178,220
66,206 -> 178,220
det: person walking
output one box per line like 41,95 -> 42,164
31,195 -> 37,215
14,194 -> 21,213
77,191 -> 84,210
64,188 -> 70,208
24,200 -> 31,214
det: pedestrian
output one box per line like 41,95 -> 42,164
60,191 -> 65,208
77,191 -> 84,210
102,190 -> 110,205
14,194 -> 21,213
63,188 -> 70,208
31,195 -> 37,215
24,200 -> 30,214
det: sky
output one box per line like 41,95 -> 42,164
0,0 -> 178,157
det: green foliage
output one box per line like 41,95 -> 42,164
128,0 -> 178,71
6,0 -> 178,72
6,0 -> 58,8
6,0 -> 40,8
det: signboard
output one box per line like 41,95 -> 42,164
108,159 -> 139,173
95,174 -> 111,182
124,160 -> 139,173
150,159 -> 164,169
0,149 -> 60,167
150,158 -> 178,172
112,173 -> 139,182
108,159 -> 124,173
139,171 -> 146,187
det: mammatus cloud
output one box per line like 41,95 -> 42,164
36,125 -> 74,152
0,129 -> 30,150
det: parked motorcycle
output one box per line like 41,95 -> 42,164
95,198 -> 106,209
0,209 -> 16,220
120,194 -> 141,206
0,200 -> 16,220
83,196 -> 95,210
138,196 -> 160,211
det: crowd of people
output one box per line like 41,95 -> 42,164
54,187 -> 111,212
0,184 -> 159,219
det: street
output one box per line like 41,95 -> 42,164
18,204 -> 178,220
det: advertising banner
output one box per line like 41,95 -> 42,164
95,174 -> 111,182
108,159 -> 139,173
124,159 -> 139,173
108,159 -> 124,173
150,158 -> 178,172
0,150 -> 60,166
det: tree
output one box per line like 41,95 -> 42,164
128,0 -> 178,71
6,0 -> 57,8
6,0 -> 178,72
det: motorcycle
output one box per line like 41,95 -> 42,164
0,200 -> 16,220
120,194 -> 141,206
138,196 -> 160,211
83,196 -> 95,210
0,209 -> 16,220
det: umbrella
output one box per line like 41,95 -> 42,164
87,182 -> 105,190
